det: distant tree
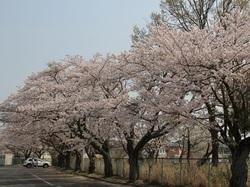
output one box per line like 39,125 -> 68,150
160,0 -> 249,30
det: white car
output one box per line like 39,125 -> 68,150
23,158 -> 51,168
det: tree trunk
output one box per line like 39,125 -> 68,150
65,152 -> 71,169
210,129 -> 219,166
88,140 -> 113,177
103,154 -> 113,177
128,153 -> 139,182
24,150 -> 32,160
230,146 -> 250,187
197,143 -> 212,166
35,151 -> 43,159
49,151 -> 58,166
100,140 -> 113,177
74,151 -> 81,172
187,128 -> 191,165
85,145 -> 96,173
24,154 -> 30,160
206,103 -> 219,167
57,153 -> 64,168
88,154 -> 95,173
127,138 -> 140,182
37,154 -> 42,159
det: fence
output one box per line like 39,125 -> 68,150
69,156 -> 250,187
0,154 -> 20,166
12,156 -> 24,165
0,155 -> 5,166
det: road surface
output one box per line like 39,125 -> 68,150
0,166 -> 132,187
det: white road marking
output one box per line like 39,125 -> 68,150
31,173 -> 55,186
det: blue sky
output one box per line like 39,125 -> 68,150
0,0 -> 161,101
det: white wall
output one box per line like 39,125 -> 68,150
5,153 -> 13,165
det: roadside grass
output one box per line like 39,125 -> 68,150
58,158 -> 250,187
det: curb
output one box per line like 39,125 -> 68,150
54,167 -> 158,187
76,173 -> 131,186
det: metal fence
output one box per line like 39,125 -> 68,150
0,155 -> 25,166
71,157 -> 250,187
12,156 -> 24,165
0,155 -> 5,166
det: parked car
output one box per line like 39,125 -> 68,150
23,158 -> 51,168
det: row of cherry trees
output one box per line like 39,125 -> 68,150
0,3 -> 250,187
0,55 -> 178,179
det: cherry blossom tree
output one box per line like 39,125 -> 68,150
155,0 -> 249,167
0,64 -> 83,169
113,96 -> 179,181
47,55 -> 127,177
128,9 -> 250,187
113,38 -> 194,181
0,5 -> 248,186
1,53 -> 180,180
1,55 -> 128,177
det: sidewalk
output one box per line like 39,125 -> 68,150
55,167 -> 163,187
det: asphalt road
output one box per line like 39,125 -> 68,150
0,166 -> 132,187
